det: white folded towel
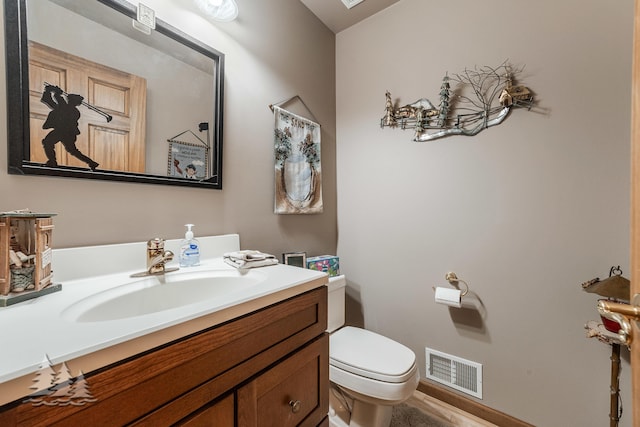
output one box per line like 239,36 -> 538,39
224,250 -> 278,269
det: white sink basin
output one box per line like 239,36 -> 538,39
61,269 -> 267,322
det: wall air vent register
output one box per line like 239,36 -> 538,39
425,348 -> 483,399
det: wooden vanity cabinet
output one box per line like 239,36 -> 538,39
177,393 -> 234,427
0,286 -> 328,426
237,336 -> 327,427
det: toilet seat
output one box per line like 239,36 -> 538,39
330,326 -> 416,383
330,363 -> 419,404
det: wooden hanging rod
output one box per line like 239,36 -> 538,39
269,95 -> 319,122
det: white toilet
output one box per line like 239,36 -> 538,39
327,275 -> 420,427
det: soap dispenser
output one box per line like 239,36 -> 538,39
180,224 -> 200,267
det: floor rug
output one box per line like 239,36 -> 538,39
391,403 -> 452,427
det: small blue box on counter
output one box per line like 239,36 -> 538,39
306,255 -> 340,277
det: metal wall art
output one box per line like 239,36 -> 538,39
381,62 -> 534,142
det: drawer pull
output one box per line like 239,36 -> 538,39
289,399 -> 302,413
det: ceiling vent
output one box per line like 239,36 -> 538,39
341,0 -> 365,9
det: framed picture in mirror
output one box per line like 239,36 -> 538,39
168,141 -> 208,180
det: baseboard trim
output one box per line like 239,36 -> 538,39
417,380 -> 535,427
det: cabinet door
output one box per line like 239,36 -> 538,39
177,394 -> 234,427
237,334 -> 328,427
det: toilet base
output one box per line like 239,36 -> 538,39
328,384 -> 394,427
328,387 -> 350,427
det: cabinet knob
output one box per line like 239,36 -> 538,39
289,399 -> 301,413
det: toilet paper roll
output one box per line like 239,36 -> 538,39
434,287 -> 462,308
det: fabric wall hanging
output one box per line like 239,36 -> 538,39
167,125 -> 210,180
273,106 -> 323,214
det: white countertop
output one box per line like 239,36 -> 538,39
0,235 -> 328,405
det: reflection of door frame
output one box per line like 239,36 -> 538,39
632,0 -> 640,424
28,41 -> 147,172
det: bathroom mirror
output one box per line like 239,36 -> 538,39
4,0 -> 225,189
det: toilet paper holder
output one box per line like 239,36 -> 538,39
431,272 -> 469,308
444,272 -> 469,297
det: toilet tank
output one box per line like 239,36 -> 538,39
327,275 -> 346,332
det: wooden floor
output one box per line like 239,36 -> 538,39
406,390 -> 499,427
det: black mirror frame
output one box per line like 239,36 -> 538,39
4,0 -> 225,189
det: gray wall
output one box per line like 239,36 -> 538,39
0,0 -> 337,259
336,0 -> 633,426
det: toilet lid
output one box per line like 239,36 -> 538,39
329,326 -> 416,383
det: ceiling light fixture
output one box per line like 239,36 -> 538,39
341,0 -> 365,9
194,0 -> 239,22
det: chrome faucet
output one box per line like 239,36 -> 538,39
146,238 -> 175,274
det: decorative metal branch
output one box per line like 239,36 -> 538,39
380,61 -> 534,142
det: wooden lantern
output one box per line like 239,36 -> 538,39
0,210 -> 56,298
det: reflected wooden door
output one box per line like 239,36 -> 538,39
28,41 -> 147,172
